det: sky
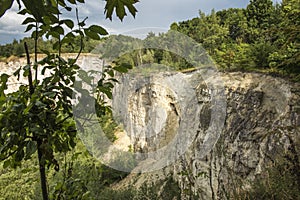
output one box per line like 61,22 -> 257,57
0,0 -> 282,45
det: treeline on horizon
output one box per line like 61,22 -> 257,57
0,36 -> 102,58
0,0 -> 299,80
109,0 -> 299,80
170,0 -> 299,76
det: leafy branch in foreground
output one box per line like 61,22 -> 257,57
0,0 -> 138,199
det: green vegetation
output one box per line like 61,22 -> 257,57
0,0 -> 137,199
0,37 -> 103,58
100,0 -> 299,80
2,0 -> 299,81
98,111 -> 119,143
0,141 -> 130,199
171,0 -> 300,79
0,0 -> 299,199
0,140 -> 181,199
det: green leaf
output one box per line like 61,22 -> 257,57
107,70 -> 114,77
67,0 -> 76,4
40,49 -> 50,56
65,6 -> 72,11
22,0 -> 46,22
23,65 -> 30,77
104,0 -> 138,21
25,141 -> 37,159
108,78 -> 118,83
103,82 -> 114,88
1,73 -> 9,83
35,100 -> 46,108
3,160 -> 11,168
51,26 -> 64,35
62,19 -> 74,29
25,24 -> 36,32
61,36 -> 72,45
74,29 -> 84,37
53,41 -> 59,50
43,91 -> 57,98
113,63 -> 132,73
13,67 -> 21,81
68,58 -> 76,65
22,17 -> 36,25
47,14 -> 59,23
31,30 -> 38,39
0,0 -> 13,18
23,102 -> 34,114
123,0 -> 138,18
0,92 -> 6,102
64,87 -> 73,98
18,9 -> 30,15
69,138 -> 76,148
89,25 -> 108,35
52,75 -> 60,83
98,86 -> 113,99
65,32 -> 75,38
84,29 -> 100,40
104,0 -> 115,20
116,0 -> 126,21
47,5 -> 60,15
57,0 -> 67,7
15,148 -> 24,162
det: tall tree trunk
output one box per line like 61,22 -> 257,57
24,42 -> 48,200
37,140 -> 49,200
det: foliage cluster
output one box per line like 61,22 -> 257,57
0,0 -> 299,199
0,140 -> 182,199
2,0 -> 299,81
0,141 -> 129,199
171,0 -> 299,79
0,0 -> 138,199
100,0 -> 299,80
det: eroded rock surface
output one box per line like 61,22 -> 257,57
112,71 -> 300,199
2,57 -> 299,199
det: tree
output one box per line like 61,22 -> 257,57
246,0 -> 274,42
217,8 -> 248,42
273,0 -> 300,73
251,40 -> 275,68
0,0 -> 138,199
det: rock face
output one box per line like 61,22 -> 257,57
2,57 -> 299,198
112,70 -> 300,199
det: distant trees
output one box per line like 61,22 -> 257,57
0,36 -> 103,58
167,0 -> 299,77
94,0 -> 298,77
246,0 -> 274,41
1,0 -> 298,78
270,0 -> 300,73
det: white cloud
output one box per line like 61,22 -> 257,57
0,2 -> 29,44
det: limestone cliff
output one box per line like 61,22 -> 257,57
111,70 -> 300,199
1,57 -> 299,199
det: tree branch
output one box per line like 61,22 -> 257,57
24,42 -> 34,95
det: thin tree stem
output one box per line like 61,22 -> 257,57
24,42 -> 34,95
35,22 -> 38,82
37,140 -> 49,200
75,8 -> 84,61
